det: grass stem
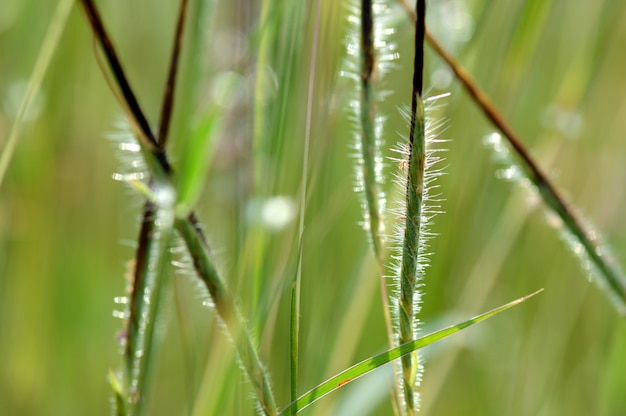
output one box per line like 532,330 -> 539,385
356,0 -> 396,348
126,200 -> 174,415
396,1 -> 426,413
79,1 -> 278,413
397,0 -> 626,316
157,0 -> 189,147
176,218 -> 278,416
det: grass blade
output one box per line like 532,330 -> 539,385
80,1 -> 278,413
290,239 -> 304,406
289,0 -> 323,408
175,110 -> 220,212
0,0 -> 73,190
279,289 -> 543,415
396,0 -> 626,316
399,0 -> 626,317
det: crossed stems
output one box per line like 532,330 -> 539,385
79,0 -> 278,414
80,0 -> 626,412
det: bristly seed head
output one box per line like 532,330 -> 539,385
343,0 -> 399,253
388,91 -> 450,408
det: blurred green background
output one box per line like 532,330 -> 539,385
1,0 -> 626,415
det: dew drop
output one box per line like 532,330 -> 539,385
496,166 -> 522,181
112,310 -> 126,319
118,142 -> 141,152
114,296 -> 128,305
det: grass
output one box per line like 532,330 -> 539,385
393,1 -> 427,413
1,0 -> 626,415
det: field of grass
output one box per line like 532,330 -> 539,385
1,0 -> 626,415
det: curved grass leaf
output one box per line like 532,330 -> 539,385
279,289 -> 543,415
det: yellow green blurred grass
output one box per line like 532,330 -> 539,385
1,0 -> 626,415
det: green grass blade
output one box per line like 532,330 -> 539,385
253,0 -> 272,181
175,110 -> 220,213
279,289 -> 543,415
290,238 -> 304,406
287,0 -> 322,409
0,0 -> 73,190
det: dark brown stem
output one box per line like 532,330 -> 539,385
413,0 -> 425,99
125,201 -> 155,370
80,0 -> 171,173
361,0 -> 374,82
80,2 -> 280,412
397,0 -> 626,313
408,0 -> 425,147
80,0 -> 156,148
157,0 -> 189,146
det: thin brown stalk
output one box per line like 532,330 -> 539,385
397,0 -> 626,315
80,0 -> 157,149
79,1 -> 278,413
157,0 -> 189,146
124,0 -> 189,394
124,201 -> 155,373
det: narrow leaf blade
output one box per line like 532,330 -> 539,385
279,289 -> 543,415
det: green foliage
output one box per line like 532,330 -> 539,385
281,289 -> 540,415
175,110 -> 220,213
1,0 -> 626,415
